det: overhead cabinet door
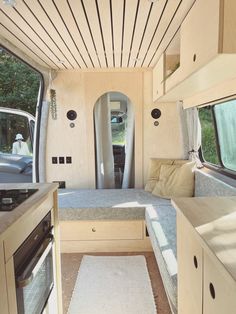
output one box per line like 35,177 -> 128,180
180,0 -> 220,79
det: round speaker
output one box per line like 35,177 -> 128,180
67,110 -> 77,121
151,108 -> 161,119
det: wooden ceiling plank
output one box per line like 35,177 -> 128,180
54,0 -> 94,68
0,11 -> 60,68
122,0 -> 139,67
134,0 -> 167,68
68,0 -> 100,68
38,0 -> 86,68
15,0 -> 72,68
111,0 -> 123,68
82,0 -> 107,68
22,0 -> 76,69
141,0 -> 181,67
97,0 -> 113,67
149,0 -> 195,67
0,23 -> 56,68
128,0 -> 152,68
0,4 -> 66,68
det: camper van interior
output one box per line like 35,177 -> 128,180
0,0 -> 236,313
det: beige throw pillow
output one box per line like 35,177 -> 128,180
152,162 -> 195,199
144,159 -> 174,192
144,158 -> 189,192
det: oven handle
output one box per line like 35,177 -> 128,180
16,235 -> 54,288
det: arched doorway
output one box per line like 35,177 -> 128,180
94,92 -> 135,189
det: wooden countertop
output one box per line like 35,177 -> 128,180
0,183 -> 58,239
172,196 -> 236,281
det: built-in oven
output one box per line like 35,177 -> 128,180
14,212 -> 54,314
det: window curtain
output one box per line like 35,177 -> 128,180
185,107 -> 203,168
94,94 -> 115,189
122,100 -> 134,188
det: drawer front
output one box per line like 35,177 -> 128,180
60,220 -> 144,241
204,251 -> 236,314
177,213 -> 203,314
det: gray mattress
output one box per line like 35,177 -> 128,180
58,188 -> 170,220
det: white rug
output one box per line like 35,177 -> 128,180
67,255 -> 157,314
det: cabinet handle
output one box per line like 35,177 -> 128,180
193,255 -> 198,269
209,282 -> 216,299
193,54 -> 197,62
92,227 -> 96,232
156,89 -> 159,95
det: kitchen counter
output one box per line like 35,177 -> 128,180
0,183 -> 58,238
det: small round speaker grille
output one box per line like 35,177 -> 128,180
151,108 -> 161,119
67,110 -> 77,120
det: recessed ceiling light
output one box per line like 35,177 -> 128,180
148,0 -> 159,3
3,0 -> 16,6
57,60 -> 65,64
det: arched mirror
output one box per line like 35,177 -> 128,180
94,92 -> 135,189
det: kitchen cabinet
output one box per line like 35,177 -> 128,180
152,54 -> 164,101
173,196 -> 236,314
0,183 -> 62,314
204,251 -> 236,314
177,214 -> 202,314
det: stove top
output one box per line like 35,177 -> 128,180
0,189 -> 38,212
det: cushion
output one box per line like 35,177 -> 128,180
152,162 -> 195,199
145,158 -> 189,192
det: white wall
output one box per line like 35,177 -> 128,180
45,70 -> 185,188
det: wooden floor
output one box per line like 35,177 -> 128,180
61,252 -> 171,314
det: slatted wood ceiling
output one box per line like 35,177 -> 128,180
0,0 -> 195,70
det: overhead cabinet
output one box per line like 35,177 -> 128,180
153,0 -> 236,102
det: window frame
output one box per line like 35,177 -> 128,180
199,99 -> 236,180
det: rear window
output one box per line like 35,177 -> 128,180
199,99 -> 236,173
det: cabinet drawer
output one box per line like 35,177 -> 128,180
60,220 -> 143,241
204,251 -> 236,314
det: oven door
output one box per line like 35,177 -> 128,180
15,236 -> 54,314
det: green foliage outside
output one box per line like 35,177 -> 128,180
111,116 -> 126,146
199,108 -> 220,165
0,48 -> 40,116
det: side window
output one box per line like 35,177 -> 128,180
199,99 -> 236,173
199,106 -> 220,166
214,100 -> 236,171
0,112 -> 32,155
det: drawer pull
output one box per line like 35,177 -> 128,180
209,282 -> 215,299
193,54 -> 197,62
92,227 -> 96,232
193,255 -> 198,269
